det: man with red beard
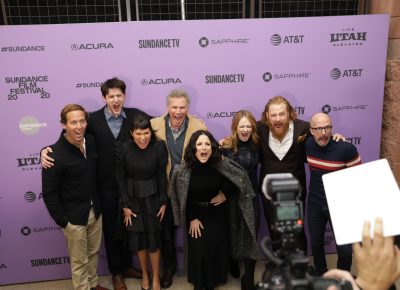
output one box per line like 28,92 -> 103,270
257,96 -> 310,251
306,112 -> 361,276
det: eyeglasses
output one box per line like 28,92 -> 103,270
311,125 -> 332,133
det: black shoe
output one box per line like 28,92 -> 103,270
241,276 -> 254,290
160,267 -> 175,289
230,259 -> 240,279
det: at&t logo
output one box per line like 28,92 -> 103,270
330,68 -> 363,80
24,191 -> 42,202
270,34 -> 304,46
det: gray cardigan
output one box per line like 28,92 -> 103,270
170,157 -> 260,261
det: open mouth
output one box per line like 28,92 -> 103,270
200,152 -> 208,158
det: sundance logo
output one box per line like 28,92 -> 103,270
330,68 -> 363,80
263,72 -> 311,82
322,104 -> 367,114
31,256 -> 70,267
141,78 -> 182,86
71,43 -> 114,50
1,45 -> 45,52
270,34 -> 304,46
198,36 -> 249,48
330,28 -> 367,47
19,116 -> 47,136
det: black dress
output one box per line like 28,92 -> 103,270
186,160 -> 234,289
115,139 -> 168,252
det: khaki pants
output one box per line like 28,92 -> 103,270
63,208 -> 102,290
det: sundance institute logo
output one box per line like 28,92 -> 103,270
199,37 -> 209,48
270,34 -> 282,46
19,116 -> 47,136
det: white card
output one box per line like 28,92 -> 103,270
322,158 -> 400,245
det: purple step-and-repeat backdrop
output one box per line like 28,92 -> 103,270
0,14 -> 389,285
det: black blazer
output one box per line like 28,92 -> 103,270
42,134 -> 101,228
257,118 -> 310,199
87,106 -> 149,190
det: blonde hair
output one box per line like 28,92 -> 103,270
222,110 -> 259,152
261,96 -> 297,125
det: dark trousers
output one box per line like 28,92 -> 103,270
100,186 -> 133,275
161,198 -> 177,270
307,200 -> 352,275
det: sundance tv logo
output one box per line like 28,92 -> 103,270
205,73 -> 244,84
346,137 -> 362,145
330,28 -> 367,47
138,38 -> 180,49
31,256 -> 70,267
71,43 -> 114,50
270,34 -> 304,46
263,71 -> 311,82
322,104 -> 367,114
330,68 -> 363,80
198,36 -> 249,48
141,77 -> 182,86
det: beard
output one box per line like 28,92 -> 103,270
267,119 -> 290,140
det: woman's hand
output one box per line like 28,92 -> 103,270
157,204 -> 166,222
210,191 -> 226,206
189,219 -> 204,238
41,147 -> 54,168
123,207 -> 137,226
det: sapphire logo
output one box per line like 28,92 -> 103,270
24,191 -> 37,202
198,36 -> 249,47
71,43 -> 114,50
263,71 -> 311,82
322,104 -> 331,114
330,28 -> 367,47
270,34 -> 304,46
263,72 -> 272,82
330,68 -> 363,80
141,78 -> 182,86
206,112 -> 237,118
270,34 -> 282,46
322,104 -> 367,113
199,37 -> 209,48
21,226 -> 31,236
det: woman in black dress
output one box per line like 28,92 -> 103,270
171,130 -> 259,290
221,110 -> 261,290
115,114 -> 168,290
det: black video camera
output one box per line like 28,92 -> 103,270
256,174 -> 352,290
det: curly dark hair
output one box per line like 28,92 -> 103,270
129,114 -> 156,145
184,130 -> 222,168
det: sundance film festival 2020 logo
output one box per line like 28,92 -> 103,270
1,45 -> 45,53
198,36 -> 249,48
71,43 -> 114,50
263,71 -> 311,83
322,104 -> 368,114
330,68 -> 363,80
138,38 -> 180,49
270,34 -> 304,46
141,77 -> 182,86
17,152 -> 41,171
5,76 -> 50,101
330,28 -> 367,47
19,116 -> 47,136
